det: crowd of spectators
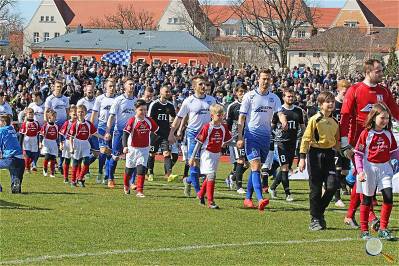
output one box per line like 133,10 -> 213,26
1,53 -> 399,122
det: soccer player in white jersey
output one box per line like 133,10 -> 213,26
77,83 -> 98,170
237,69 -> 287,211
44,80 -> 70,174
105,78 -> 137,188
168,76 -> 216,196
91,78 -> 116,184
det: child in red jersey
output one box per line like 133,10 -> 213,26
19,108 -> 40,172
122,99 -> 159,197
68,105 -> 102,187
40,109 -> 58,177
189,104 -> 232,209
354,103 -> 398,240
59,105 -> 77,184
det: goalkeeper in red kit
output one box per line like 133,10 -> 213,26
340,59 -> 399,230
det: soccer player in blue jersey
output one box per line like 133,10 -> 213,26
237,69 -> 287,211
0,115 -> 25,193
91,78 -> 116,184
168,76 -> 216,196
104,78 -> 137,188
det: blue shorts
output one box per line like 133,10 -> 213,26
111,130 -> 123,156
89,136 -> 99,151
98,126 -> 112,149
186,129 -> 200,159
245,136 -> 270,163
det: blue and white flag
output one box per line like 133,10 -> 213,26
101,49 -> 131,65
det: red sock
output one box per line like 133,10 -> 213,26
137,175 -> 145,193
25,157 -> 30,170
206,180 -> 215,204
360,204 -> 371,232
71,166 -> 78,183
43,159 -> 49,171
50,160 -> 55,175
368,206 -> 377,222
28,157 -> 33,169
77,165 -> 81,178
79,164 -> 89,181
198,179 -> 207,198
346,184 -> 361,218
63,163 -> 69,180
123,172 -> 130,187
380,203 -> 393,230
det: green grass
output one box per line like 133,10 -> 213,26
0,159 -> 398,265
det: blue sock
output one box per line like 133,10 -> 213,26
58,156 -> 64,169
189,166 -> 200,193
252,170 -> 263,201
246,171 -> 253,199
109,158 -> 118,180
98,153 -> 106,175
105,157 -> 111,179
129,168 -> 137,185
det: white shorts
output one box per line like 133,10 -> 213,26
72,139 -> 91,160
200,150 -> 221,175
41,139 -> 58,156
181,144 -> 188,161
263,150 -> 275,170
356,161 -> 393,196
23,135 -> 39,152
126,146 -> 150,169
62,140 -> 72,159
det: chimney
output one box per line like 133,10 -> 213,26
367,23 -> 373,35
77,24 -> 83,34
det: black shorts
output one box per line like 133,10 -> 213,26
150,134 -> 170,153
335,152 -> 351,171
276,142 -> 296,167
233,146 -> 246,160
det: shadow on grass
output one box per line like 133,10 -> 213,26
0,200 -> 52,211
21,191 -> 93,195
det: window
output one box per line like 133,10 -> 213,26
33,32 -> 39,43
313,53 -> 320,58
40,16 -> 44,22
312,64 -> 320,69
297,30 -> 306,38
328,53 -> 335,58
224,27 -> 234,36
54,32 -> 60,38
71,56 -> 80,62
169,59 -> 177,64
189,59 -> 197,66
50,16 -> 54,22
239,23 -> 247,36
299,52 -> 306,57
44,32 -> 49,41
153,59 -> 161,65
167,17 -> 182,24
45,16 -> 49,22
268,28 -> 276,37
168,17 -> 173,24
298,64 -> 305,68
137,58 -> 145,64
345,21 -> 358,28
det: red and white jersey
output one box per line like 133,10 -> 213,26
40,122 -> 59,140
355,129 -> 398,163
19,120 -> 40,137
59,120 -> 75,139
123,116 -> 159,148
196,123 -> 232,153
340,82 -> 399,146
68,120 -> 97,141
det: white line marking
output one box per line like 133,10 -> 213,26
0,237 -> 357,265
151,182 -> 399,221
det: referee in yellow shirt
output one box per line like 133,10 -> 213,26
298,91 -> 340,231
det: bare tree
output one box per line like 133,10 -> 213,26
172,0 -> 215,41
232,0 -> 318,68
306,27 -> 365,75
89,3 -> 157,31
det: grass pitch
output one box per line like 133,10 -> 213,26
0,159 -> 398,265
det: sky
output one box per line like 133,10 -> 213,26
15,0 -> 347,26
